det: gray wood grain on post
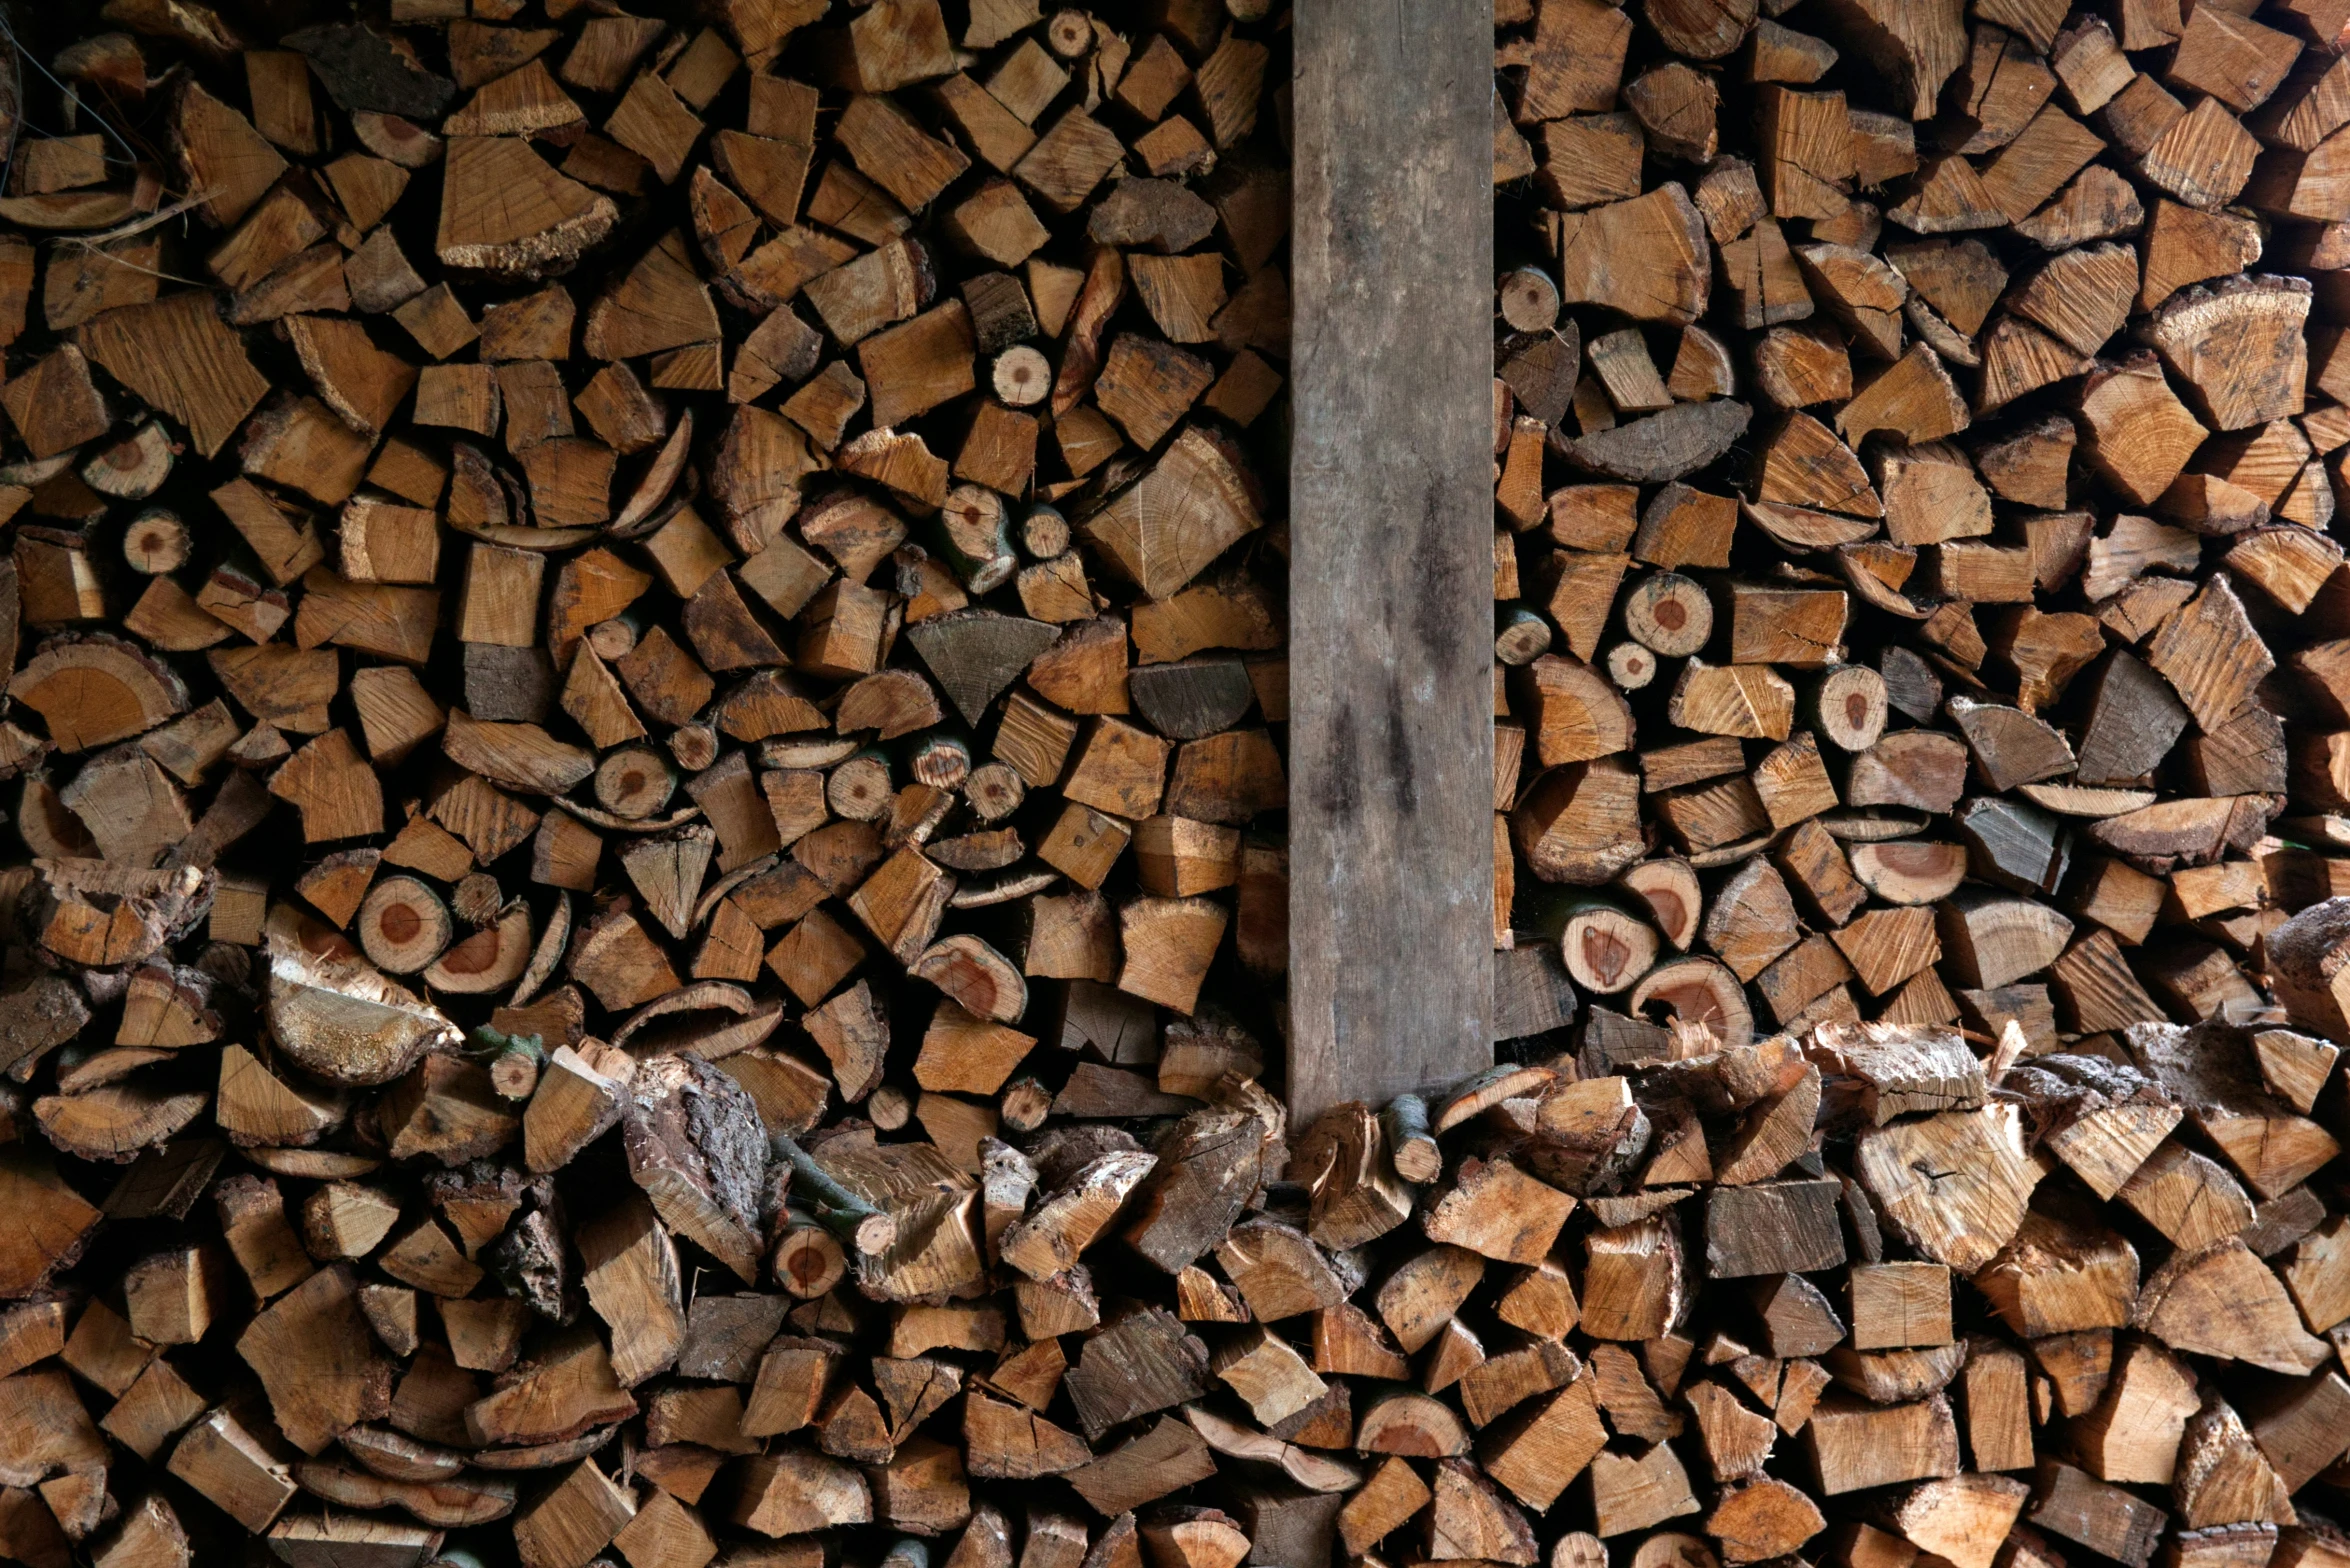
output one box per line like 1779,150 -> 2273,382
1288,0 -> 1493,1122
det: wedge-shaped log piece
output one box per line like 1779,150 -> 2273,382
35,1082 -> 208,1164
907,612 -> 1059,728
437,136 -> 618,277
1687,1380 -> 1776,1480
1705,1179 -> 1844,1278
465,1325 -> 636,1447
2145,578 -> 2271,736
1355,1386 -> 1470,1459
1064,1307 -> 1207,1442
2072,1338 -> 2200,1486
1518,654 -> 1634,766
1428,1456 -> 1538,1562
1554,184 -> 1711,324
1065,1416 -> 1216,1516
2031,1459 -> 2169,1568
2079,354 -> 2208,506
1080,427 -> 1262,601
236,1264 -> 392,1455
1837,344 -> 1969,446
2010,242 -> 2135,356
1421,1157 -> 1574,1264
963,1389 -> 1090,1479
731,1449 -> 871,1537
1479,1374 -> 1607,1509
1127,1098 -> 1280,1271
1974,1210 -> 2139,1338
1887,1474 -> 2030,1568
1938,888 -> 2072,990
2147,275 -> 2310,432
1376,1244 -> 1485,1352
264,938 -> 460,1087
1805,1394 -> 1960,1495
1950,696 -> 2075,791
2002,1055 -> 2179,1199
1856,1105 -> 2040,1272
11,635 -> 188,754
1000,1150 -> 1155,1281
2173,1393 -> 2293,1528
77,293 -> 270,459
1339,1454 -> 1433,1554
2133,1238 -> 2330,1374
1562,401 -> 1752,482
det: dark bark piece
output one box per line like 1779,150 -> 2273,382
620,1055 -> 770,1283
285,25 -> 457,118
1127,1103 -> 1278,1272
1705,1180 -> 1846,1278
907,611 -> 1060,726
1090,179 -> 1218,253
1560,401 -> 1754,482
1064,1308 -> 1209,1441
1130,659 -> 1255,741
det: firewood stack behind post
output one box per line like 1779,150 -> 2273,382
0,0 -> 1312,1562
18,3 -> 2350,1568
1475,0 -> 2350,1565
1493,0 -> 2350,1059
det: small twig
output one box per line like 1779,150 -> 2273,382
465,1025 -> 546,1099
59,189 -> 216,250
465,1024 -> 545,1062
47,241 -> 209,287
770,1129 -> 897,1255
0,12 -> 146,169
1381,1092 -> 1441,1183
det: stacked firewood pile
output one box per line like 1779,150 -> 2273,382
1440,2 -> 2350,1568
1491,0 -> 2350,1061
0,0 -> 1303,1563
20,3 -> 2350,1568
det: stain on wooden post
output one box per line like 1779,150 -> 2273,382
1288,0 -> 1494,1121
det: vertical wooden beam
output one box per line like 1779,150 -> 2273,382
1288,0 -> 1493,1122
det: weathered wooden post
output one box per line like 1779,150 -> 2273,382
1288,0 -> 1495,1120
